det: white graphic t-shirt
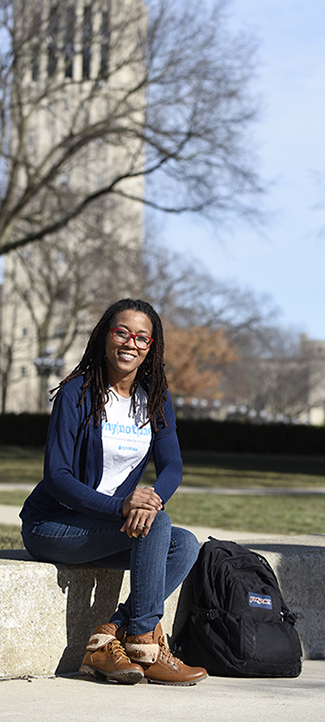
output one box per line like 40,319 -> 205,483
97,386 -> 152,496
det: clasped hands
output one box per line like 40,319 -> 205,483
121,486 -> 162,538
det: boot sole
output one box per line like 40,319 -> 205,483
146,674 -> 208,686
79,663 -> 144,685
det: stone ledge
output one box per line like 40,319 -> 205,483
0,550 -> 184,678
1,535 -> 325,678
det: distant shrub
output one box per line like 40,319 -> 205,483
176,419 -> 325,456
0,414 -> 50,446
1,414 -> 325,456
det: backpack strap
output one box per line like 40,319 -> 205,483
190,603 -> 222,620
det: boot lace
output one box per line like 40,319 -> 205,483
158,634 -> 181,667
107,638 -> 130,661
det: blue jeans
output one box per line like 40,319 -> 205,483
21,510 -> 199,635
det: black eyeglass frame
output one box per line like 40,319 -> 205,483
108,327 -> 154,350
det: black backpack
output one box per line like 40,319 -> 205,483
172,538 -> 302,677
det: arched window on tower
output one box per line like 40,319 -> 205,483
65,5 -> 76,78
48,4 -> 60,78
82,5 -> 92,80
31,11 -> 41,81
100,8 -> 110,79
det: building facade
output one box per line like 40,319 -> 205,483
1,0 -> 146,412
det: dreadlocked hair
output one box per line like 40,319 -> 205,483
51,299 -> 168,431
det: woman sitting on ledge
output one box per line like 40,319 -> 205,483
20,298 -> 207,686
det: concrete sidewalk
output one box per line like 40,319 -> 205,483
0,503 -> 22,526
1,661 -> 324,722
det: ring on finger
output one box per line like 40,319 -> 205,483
137,523 -> 145,529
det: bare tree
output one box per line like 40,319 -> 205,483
138,242 -> 325,422
1,233 -> 281,411
2,203 -> 142,411
139,241 -> 278,338
0,0 -> 262,255
135,241 -> 280,400
220,326 -> 325,423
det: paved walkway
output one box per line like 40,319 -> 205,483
0,504 -> 22,526
180,485 -> 325,495
1,661 -> 325,722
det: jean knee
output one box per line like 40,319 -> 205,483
150,510 -> 172,535
172,527 -> 200,566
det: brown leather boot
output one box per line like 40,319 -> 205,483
125,623 -> 208,685
80,623 -> 144,684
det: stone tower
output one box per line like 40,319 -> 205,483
1,0 -> 146,412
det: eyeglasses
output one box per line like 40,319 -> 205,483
108,328 -> 154,350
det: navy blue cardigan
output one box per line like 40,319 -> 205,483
20,376 -> 182,525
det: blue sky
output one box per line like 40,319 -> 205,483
161,0 -> 325,339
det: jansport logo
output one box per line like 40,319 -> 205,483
248,593 -> 272,609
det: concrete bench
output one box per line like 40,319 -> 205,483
1,534 -> 325,678
0,550 -> 188,678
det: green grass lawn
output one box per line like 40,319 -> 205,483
0,490 -> 29,506
0,524 -> 24,549
165,493 -> 325,535
0,494 -> 324,549
142,451 -> 325,489
0,446 -> 44,485
1,445 -> 325,548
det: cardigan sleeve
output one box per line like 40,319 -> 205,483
151,392 -> 183,504
43,382 -> 124,520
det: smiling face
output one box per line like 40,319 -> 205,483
105,309 -> 153,392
